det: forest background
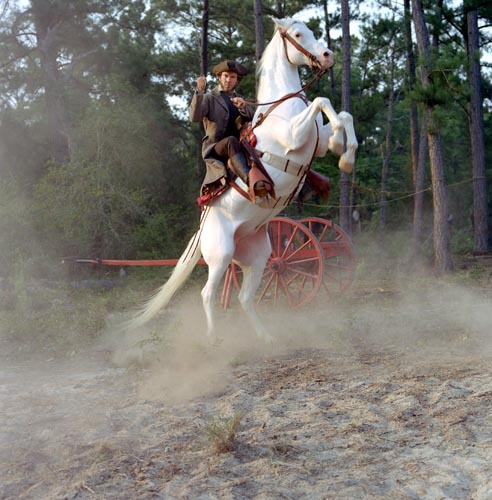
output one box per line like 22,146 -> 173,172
1,0 -> 491,282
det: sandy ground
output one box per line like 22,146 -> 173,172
2,280 -> 492,500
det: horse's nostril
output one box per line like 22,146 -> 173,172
323,52 -> 330,58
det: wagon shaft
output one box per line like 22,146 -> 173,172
70,216 -> 355,310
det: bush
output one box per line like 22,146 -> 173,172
132,206 -> 197,259
0,179 -> 38,277
33,161 -> 152,259
203,413 -> 243,455
450,227 -> 474,255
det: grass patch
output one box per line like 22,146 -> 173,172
203,412 -> 243,455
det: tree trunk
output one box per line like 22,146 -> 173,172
432,0 -> 444,47
379,46 -> 396,227
466,7 -> 489,252
339,0 -> 352,235
197,0 -> 209,186
31,0 -> 69,164
200,0 -> 209,76
413,116 -> 428,253
404,0 -> 419,186
412,0 -> 453,272
405,0 -> 427,255
274,1 -> 286,19
427,121 -> 453,270
322,0 -> 335,99
254,0 -> 264,64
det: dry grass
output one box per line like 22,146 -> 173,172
202,412 -> 243,454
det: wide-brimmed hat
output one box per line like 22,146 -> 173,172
212,60 -> 248,77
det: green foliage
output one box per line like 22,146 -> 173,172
450,227 -> 474,255
409,19 -> 468,110
32,152 -> 196,263
33,160 -> 151,258
75,89 -> 169,194
0,179 -> 38,277
0,112 -> 51,185
132,206 -> 197,259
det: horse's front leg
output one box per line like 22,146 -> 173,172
238,264 -> 273,344
313,97 -> 350,156
337,111 -> 358,174
288,97 -> 345,155
313,108 -> 357,175
288,98 -> 340,150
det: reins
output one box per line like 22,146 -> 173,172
245,67 -> 325,109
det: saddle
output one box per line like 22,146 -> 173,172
197,123 -> 275,207
197,181 -> 228,208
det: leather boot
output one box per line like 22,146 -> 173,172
229,153 -> 251,185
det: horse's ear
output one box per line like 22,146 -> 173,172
270,16 -> 284,31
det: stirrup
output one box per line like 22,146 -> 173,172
253,181 -> 268,198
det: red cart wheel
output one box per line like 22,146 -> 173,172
299,217 -> 356,295
228,217 -> 324,309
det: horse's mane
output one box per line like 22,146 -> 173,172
256,18 -> 299,77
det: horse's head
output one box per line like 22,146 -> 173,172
272,17 -> 334,71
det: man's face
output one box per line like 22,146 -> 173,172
218,71 -> 239,93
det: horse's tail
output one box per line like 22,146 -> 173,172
127,231 -> 202,329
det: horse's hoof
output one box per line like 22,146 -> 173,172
329,141 -> 344,157
208,335 -> 224,347
339,157 -> 353,174
261,333 -> 275,346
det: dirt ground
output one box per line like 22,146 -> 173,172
2,268 -> 492,500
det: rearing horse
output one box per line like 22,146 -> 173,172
130,17 -> 358,341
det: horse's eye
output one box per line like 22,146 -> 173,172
295,33 -> 301,38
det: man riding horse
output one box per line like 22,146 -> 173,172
189,60 -> 267,198
131,19 -> 357,340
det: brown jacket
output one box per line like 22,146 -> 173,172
190,85 -> 254,187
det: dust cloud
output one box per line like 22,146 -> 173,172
105,273 -> 492,405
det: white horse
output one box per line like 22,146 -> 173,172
131,17 -> 358,341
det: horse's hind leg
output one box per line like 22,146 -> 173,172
238,264 -> 273,343
234,226 -> 273,343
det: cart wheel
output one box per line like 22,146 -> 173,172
229,217 -> 324,309
299,217 -> 356,295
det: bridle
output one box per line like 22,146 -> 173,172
279,27 -> 322,70
244,25 -> 328,116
